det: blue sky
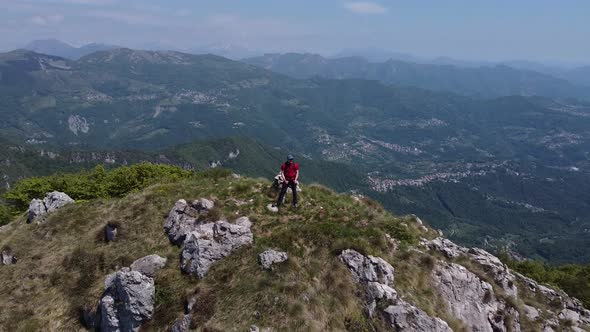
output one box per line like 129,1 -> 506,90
0,0 -> 588,63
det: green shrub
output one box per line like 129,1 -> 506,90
500,253 -> 590,307
0,204 -> 14,226
4,163 -> 196,212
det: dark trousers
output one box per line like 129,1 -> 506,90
277,181 -> 298,206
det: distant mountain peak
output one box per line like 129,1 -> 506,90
23,39 -> 118,60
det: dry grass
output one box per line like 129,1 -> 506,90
0,175 -> 418,331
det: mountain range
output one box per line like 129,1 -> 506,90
2,47 -> 590,263
243,53 -> 590,99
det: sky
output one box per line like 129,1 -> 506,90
0,0 -> 589,64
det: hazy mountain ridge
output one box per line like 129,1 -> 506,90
243,53 -> 590,99
24,39 -> 118,60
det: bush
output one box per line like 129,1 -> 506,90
500,253 -> 590,308
0,204 -> 14,226
4,163 -> 196,211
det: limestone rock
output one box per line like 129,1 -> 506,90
339,249 -> 450,330
181,219 -> 253,278
130,254 -> 167,278
384,300 -> 452,332
192,198 -> 214,212
27,199 -> 47,223
1,249 -> 16,265
164,199 -> 200,245
258,249 -> 288,270
27,191 -> 74,223
339,249 -> 394,286
44,191 -> 75,211
171,315 -> 191,332
432,263 -> 520,332
421,237 -> 467,258
99,268 -> 155,332
523,304 -> 540,321
423,237 -> 518,296
468,247 -> 518,297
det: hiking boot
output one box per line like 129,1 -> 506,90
293,203 -> 298,209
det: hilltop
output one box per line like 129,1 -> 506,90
0,165 -> 589,331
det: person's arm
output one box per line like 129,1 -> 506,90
294,164 -> 299,183
279,164 -> 286,182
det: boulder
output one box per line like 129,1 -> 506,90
339,249 -> 394,286
27,199 -> 47,223
422,238 -> 518,297
97,254 -> 166,331
181,219 -> 253,278
27,191 -> 74,223
171,315 -> 191,332
164,199 -> 200,245
99,268 -> 155,332
130,254 -> 167,278
421,237 -> 467,258
1,249 -> 16,265
258,249 -> 288,270
467,247 -> 518,297
384,300 -> 452,332
432,263 -> 520,332
192,198 -> 214,212
44,191 -> 75,211
523,304 -> 540,321
339,249 -> 450,329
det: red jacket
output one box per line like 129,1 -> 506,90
281,162 -> 299,181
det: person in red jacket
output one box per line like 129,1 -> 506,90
276,154 -> 299,208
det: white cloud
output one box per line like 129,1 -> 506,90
344,1 -> 387,14
30,14 -> 64,25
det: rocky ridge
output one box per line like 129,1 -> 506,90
164,198 -> 254,278
422,237 -> 590,331
27,191 -> 74,223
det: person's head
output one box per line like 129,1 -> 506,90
287,154 -> 294,163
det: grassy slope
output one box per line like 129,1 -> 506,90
0,173 -> 436,331
0,171 -> 584,331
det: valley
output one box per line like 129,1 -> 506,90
1,48 -> 590,264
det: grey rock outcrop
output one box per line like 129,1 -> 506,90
164,199 -> 254,279
130,254 -> 167,278
164,199 -> 199,245
339,249 -> 395,287
180,217 -> 253,278
422,237 -> 517,296
432,262 -> 520,332
1,249 -> 16,265
421,237 -> 467,258
384,301 -> 452,332
258,249 -> 288,270
99,268 -> 155,332
516,272 -> 590,328
193,198 -> 214,211
171,315 -> 191,332
27,191 -> 74,223
98,255 -> 166,332
340,249 -> 451,331
28,199 -> 47,223
164,198 -> 218,245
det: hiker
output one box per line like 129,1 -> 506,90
275,154 -> 299,208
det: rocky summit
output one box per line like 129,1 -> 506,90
0,173 -> 588,331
